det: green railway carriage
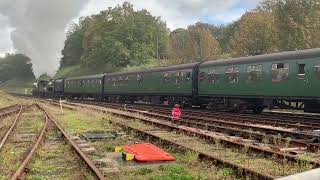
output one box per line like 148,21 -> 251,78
103,63 -> 199,105
64,74 -> 105,98
198,48 -> 320,112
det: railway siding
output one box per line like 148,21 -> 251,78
57,100 -> 316,179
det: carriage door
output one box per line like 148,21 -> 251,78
296,62 -> 309,97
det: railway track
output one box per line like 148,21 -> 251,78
0,104 -> 22,119
0,103 -> 105,180
68,101 -> 320,152
40,99 -> 319,179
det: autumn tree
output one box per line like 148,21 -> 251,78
274,0 -> 320,50
169,25 -> 222,64
194,22 -> 240,53
230,11 -> 279,57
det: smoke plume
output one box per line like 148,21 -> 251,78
0,0 -> 87,77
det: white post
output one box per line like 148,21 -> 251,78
59,98 -> 63,113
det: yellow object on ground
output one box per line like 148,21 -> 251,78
115,146 -> 123,152
122,152 -> 135,161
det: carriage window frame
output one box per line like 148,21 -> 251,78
208,68 -> 220,84
111,77 -> 117,87
297,64 -> 306,80
175,71 -> 184,85
163,72 -> 172,84
137,74 -> 143,85
271,63 -> 289,82
186,72 -> 191,81
225,66 -> 239,84
247,64 -> 262,83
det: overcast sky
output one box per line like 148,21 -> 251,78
0,0 -> 260,75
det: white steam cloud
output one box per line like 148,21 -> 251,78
0,0 -> 87,77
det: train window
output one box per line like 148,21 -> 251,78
247,64 -> 262,83
208,68 -> 220,84
297,64 -> 306,79
105,78 -> 110,85
124,76 -> 129,85
315,62 -> 320,80
298,64 -> 306,75
225,66 -> 239,84
163,72 -> 171,83
175,72 -> 184,84
118,76 -> 123,86
111,77 -> 117,87
137,74 -> 143,85
271,63 -> 289,82
186,72 -> 191,81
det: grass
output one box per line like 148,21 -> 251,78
0,91 -> 16,108
0,79 -> 33,94
26,128 -> 95,179
44,104 -> 114,134
0,107 -> 44,178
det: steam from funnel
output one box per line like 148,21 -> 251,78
0,0 -> 87,77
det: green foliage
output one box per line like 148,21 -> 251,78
274,0 -> 320,51
60,17 -> 90,68
135,168 -> 153,175
159,164 -> 187,174
153,164 -> 194,180
0,53 -> 35,82
217,168 -> 235,178
59,2 -> 169,76
230,11 -> 279,57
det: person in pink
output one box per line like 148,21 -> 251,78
171,104 -> 181,124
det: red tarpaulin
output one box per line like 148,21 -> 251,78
123,143 -> 175,162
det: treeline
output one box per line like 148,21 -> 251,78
0,54 -> 35,83
58,0 -> 320,77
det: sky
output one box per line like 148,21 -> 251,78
0,0 -> 260,76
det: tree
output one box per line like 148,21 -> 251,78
80,2 -> 169,71
60,17 -> 90,68
273,0 -> 320,50
194,22 -> 240,53
230,11 -> 279,57
169,25 -> 222,64
0,54 -> 35,82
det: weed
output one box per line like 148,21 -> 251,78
159,164 -> 186,174
217,168 -> 235,178
29,176 -> 45,180
135,168 -> 153,175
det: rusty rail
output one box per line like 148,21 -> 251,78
11,104 -> 48,180
39,104 -> 105,180
0,104 -> 21,119
0,105 -> 23,150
